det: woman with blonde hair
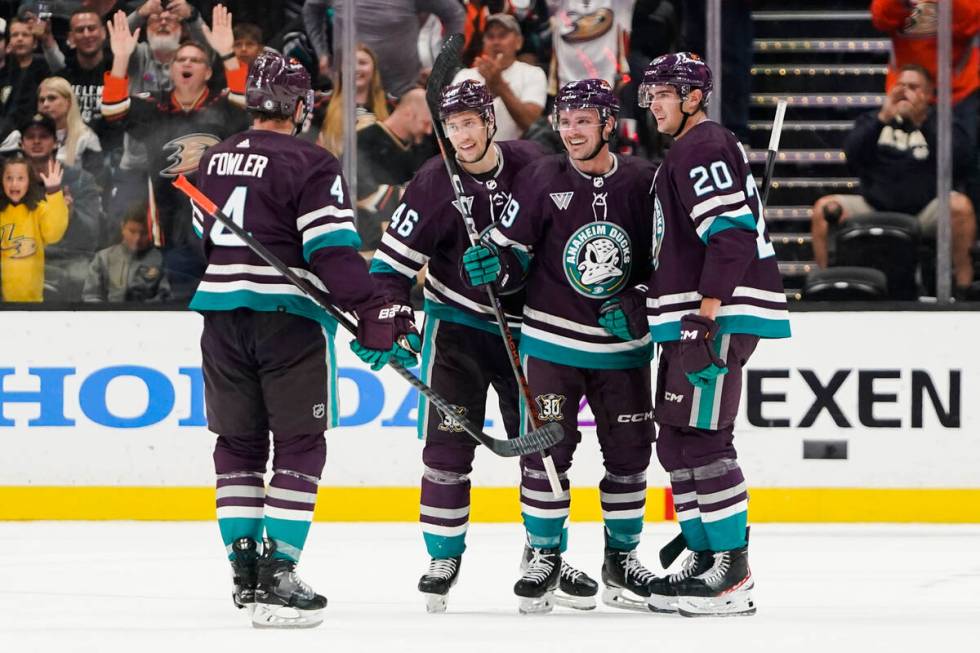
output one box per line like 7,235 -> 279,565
318,44 -> 391,156
36,76 -> 105,178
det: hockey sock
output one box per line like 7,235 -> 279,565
520,466 -> 570,549
263,469 -> 320,562
420,466 -> 470,558
670,468 -> 710,552
600,471 -> 647,550
216,471 -> 265,559
693,459 -> 748,551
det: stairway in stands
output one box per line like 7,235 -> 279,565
747,0 -> 887,300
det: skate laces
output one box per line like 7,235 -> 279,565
426,558 -> 458,580
668,550 -> 705,583
522,549 -> 557,582
560,561 -> 584,582
623,550 -> 656,584
695,550 -> 730,585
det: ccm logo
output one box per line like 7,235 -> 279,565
680,330 -> 699,340
664,392 -> 685,403
617,411 -> 653,423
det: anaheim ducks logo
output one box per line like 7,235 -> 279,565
563,221 -> 632,299
160,132 -> 222,177
560,7 -> 614,44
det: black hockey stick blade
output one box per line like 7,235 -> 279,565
659,531 -> 687,569
425,33 -> 464,125
173,175 -> 562,458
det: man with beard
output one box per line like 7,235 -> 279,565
20,112 -> 106,301
102,6 -> 248,300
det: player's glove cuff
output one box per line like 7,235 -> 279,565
679,314 -> 728,386
598,285 -> 649,341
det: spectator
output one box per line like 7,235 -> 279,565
83,203 -> 171,303
20,112 -> 106,302
302,0 -> 465,96
1,17 -> 52,130
548,0 -> 632,92
102,7 -> 248,300
0,155 -> 67,302
318,43 -> 390,156
42,9 -> 112,129
453,12 -> 546,141
232,22 -> 265,68
37,76 -> 105,178
810,64 -> 977,295
356,87 -> 435,251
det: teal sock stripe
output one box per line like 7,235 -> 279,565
703,511 -> 748,551
522,514 -> 566,549
218,517 -> 264,559
264,516 -> 312,562
604,517 -> 644,550
679,516 -> 711,552
422,532 -> 467,558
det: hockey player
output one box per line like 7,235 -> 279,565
464,79 -> 659,614
192,52 -> 419,628
622,52 -> 790,617
370,79 -> 598,612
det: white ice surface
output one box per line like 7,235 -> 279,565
0,522 -> 978,652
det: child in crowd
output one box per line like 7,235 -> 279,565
82,205 -> 171,303
0,155 -> 68,302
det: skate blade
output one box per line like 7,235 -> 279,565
422,592 -> 449,613
646,593 -> 679,614
601,586 -> 651,613
518,593 -> 555,615
251,603 -> 325,629
554,592 -> 596,611
677,590 -> 756,618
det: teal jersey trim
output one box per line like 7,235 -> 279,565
519,335 -> 653,370
190,289 -> 339,335
423,299 -> 520,338
369,258 -> 412,280
701,212 -> 756,244
302,230 -> 362,262
512,247 -> 530,272
193,224 -> 203,239
650,313 -> 791,343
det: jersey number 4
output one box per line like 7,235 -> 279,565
209,186 -> 248,247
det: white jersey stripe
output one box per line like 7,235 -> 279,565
379,233 -> 429,265
302,222 -> 358,245
523,307 -> 612,337
373,249 -> 419,278
204,264 -> 328,292
296,205 -> 354,230
690,190 -> 747,221
521,324 -> 650,353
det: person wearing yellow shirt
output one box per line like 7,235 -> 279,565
0,156 -> 68,302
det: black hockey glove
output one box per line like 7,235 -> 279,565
679,314 -> 728,388
351,297 -> 421,371
598,285 -> 649,341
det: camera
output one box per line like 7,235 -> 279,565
37,2 -> 52,21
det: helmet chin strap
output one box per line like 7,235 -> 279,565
573,116 -> 614,162
454,117 -> 497,166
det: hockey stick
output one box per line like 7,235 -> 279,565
426,33 -> 564,498
660,106 -> 788,568
172,174 -> 563,458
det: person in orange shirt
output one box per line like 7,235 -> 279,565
0,156 -> 68,302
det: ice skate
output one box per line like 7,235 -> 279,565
251,540 -> 327,629
674,545 -> 756,617
417,556 -> 462,613
647,549 -> 714,613
229,537 -> 260,611
521,543 -> 596,610
601,547 -> 657,612
514,547 -> 560,614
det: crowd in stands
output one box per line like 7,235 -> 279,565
0,0 -> 975,305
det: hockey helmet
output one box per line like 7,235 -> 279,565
551,78 -> 620,130
245,51 -> 314,122
438,79 -> 495,126
639,52 -> 713,108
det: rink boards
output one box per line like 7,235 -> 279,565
1,310 -> 978,522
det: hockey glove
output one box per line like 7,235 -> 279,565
679,314 -> 728,388
598,285 -> 649,341
461,242 -> 501,287
351,298 -> 422,371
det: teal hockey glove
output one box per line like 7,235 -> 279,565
679,314 -> 729,388
598,285 -> 649,341
461,242 -> 502,287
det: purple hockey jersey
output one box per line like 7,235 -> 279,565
646,120 -> 790,342
489,153 -> 656,370
370,140 -> 544,334
190,129 -> 374,332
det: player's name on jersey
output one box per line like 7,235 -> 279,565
206,152 -> 270,178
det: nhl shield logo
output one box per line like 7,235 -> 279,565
437,404 -> 468,432
312,403 -> 326,419
535,394 -> 566,422
562,222 -> 632,298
